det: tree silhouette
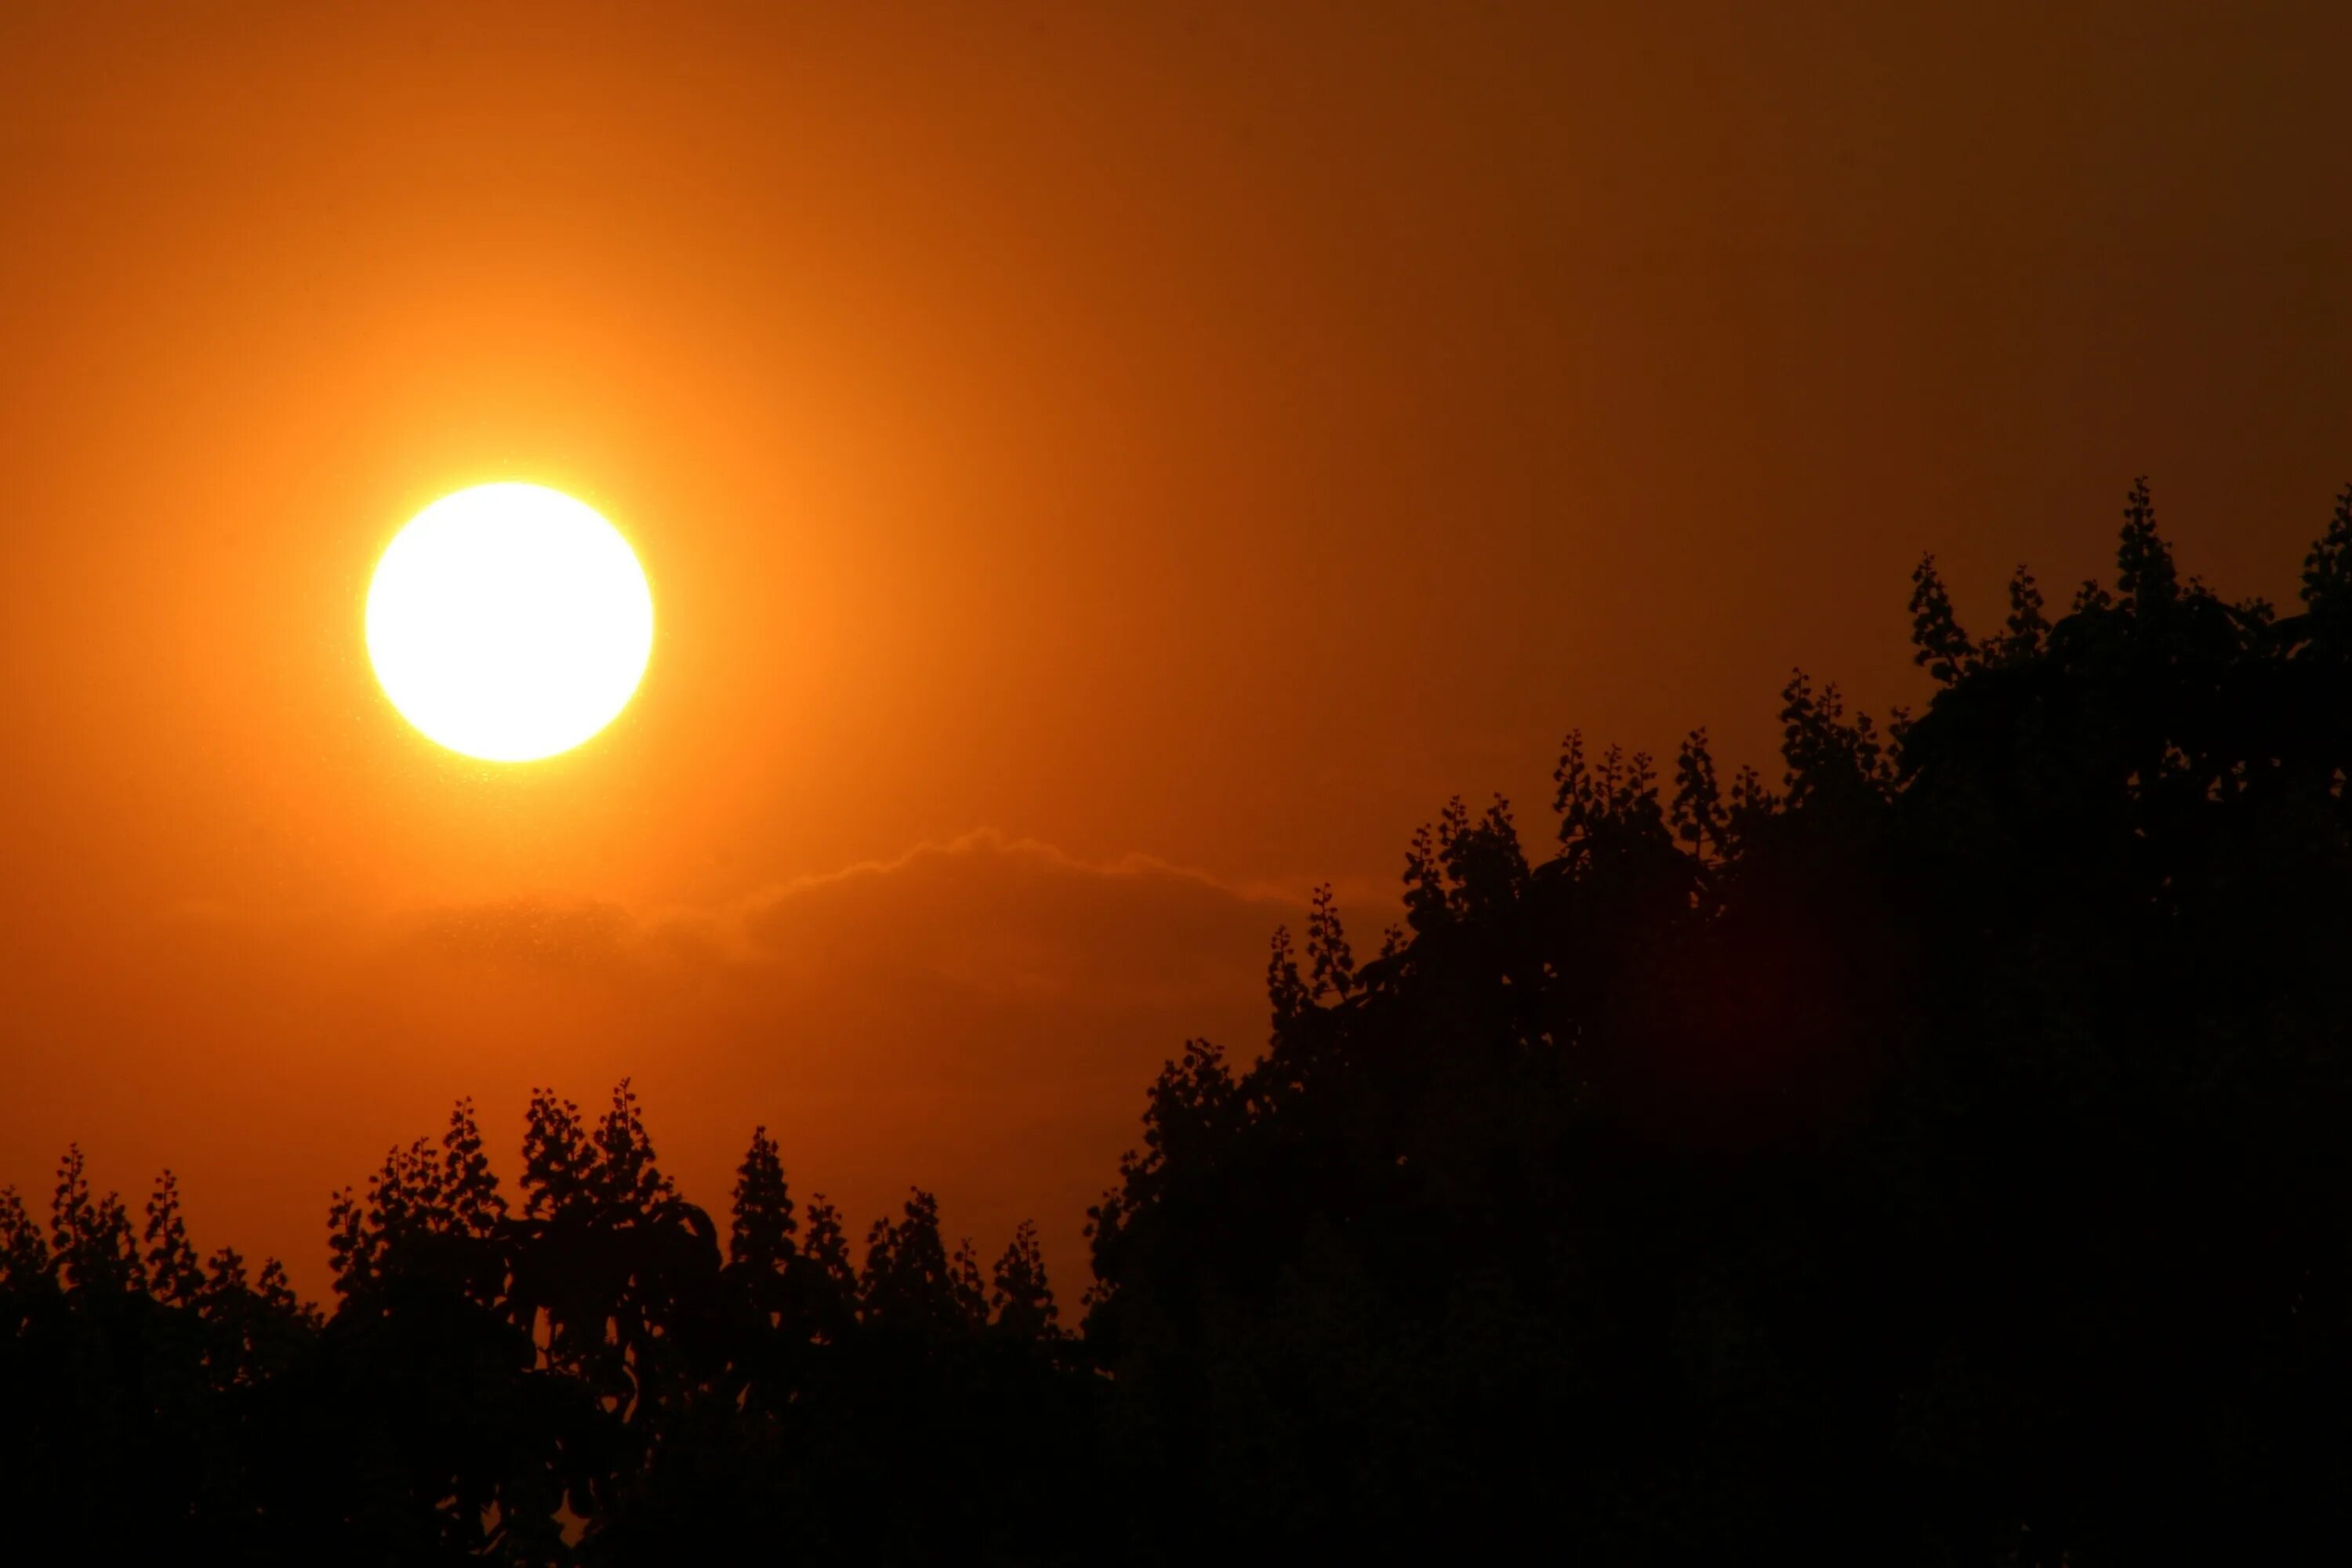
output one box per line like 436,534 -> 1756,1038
1084,481 -> 2352,1562
4,479 -> 2350,1560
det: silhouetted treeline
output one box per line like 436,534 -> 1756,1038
6,481 -> 2351,1563
2,1085 -> 1087,1564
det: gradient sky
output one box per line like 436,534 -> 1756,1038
4,1 -> 2347,1293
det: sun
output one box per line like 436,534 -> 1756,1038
366,484 -> 654,762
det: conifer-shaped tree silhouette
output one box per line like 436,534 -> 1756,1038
50,1146 -> 143,1295
0,1186 -> 47,1284
989,1221 -> 1059,1341
142,1169 -> 204,1308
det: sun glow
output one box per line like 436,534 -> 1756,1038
366,484 -> 654,762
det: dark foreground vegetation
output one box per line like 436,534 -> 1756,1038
6,483 -> 2352,1563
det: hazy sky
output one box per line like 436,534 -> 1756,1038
3,1 -> 2347,1290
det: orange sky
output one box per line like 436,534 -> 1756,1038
3,2 -> 2347,1295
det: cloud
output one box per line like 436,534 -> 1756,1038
736,829 -> 1286,1001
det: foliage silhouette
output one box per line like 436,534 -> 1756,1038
5,481 -> 2350,1561
1083,480 -> 2352,1563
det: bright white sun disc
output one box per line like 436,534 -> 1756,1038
367,484 -> 654,762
